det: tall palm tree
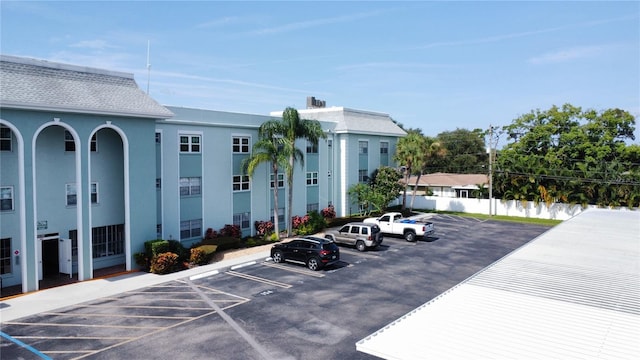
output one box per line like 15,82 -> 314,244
393,130 -> 424,212
410,137 -> 446,211
269,107 -> 326,237
242,125 -> 291,240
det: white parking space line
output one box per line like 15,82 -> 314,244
263,262 -> 326,277
190,269 -> 219,280
225,270 -> 292,289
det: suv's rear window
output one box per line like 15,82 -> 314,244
322,242 -> 338,251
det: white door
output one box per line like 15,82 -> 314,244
59,238 -> 72,277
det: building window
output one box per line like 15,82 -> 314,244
380,141 -> 389,154
233,175 -> 250,191
232,136 -> 250,153
0,126 -> 12,151
90,133 -> 98,152
66,183 -> 77,206
92,224 -> 124,258
307,203 -> 319,213
359,169 -> 369,183
270,173 -> 284,188
91,182 -> 98,204
180,177 -> 201,196
306,141 -> 318,153
359,141 -> 368,154
180,219 -> 202,240
0,237 -> 11,275
65,131 -> 96,152
0,186 -> 13,211
65,130 -> 75,151
156,178 -> 161,189
156,224 -> 162,239
69,230 -> 78,259
306,172 -> 318,185
233,212 -> 251,229
180,135 -> 201,153
155,132 -> 161,144
271,207 -> 285,224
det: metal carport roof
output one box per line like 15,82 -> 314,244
356,208 -> 640,359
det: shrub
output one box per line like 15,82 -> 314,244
321,205 -> 336,219
189,248 -> 208,266
204,227 -> 218,240
219,224 -> 241,238
150,252 -> 180,274
293,211 -> 326,236
134,252 -> 149,270
254,220 -> 274,237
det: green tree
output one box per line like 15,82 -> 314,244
348,167 -> 403,215
242,125 -> 291,240
262,107 -> 326,236
432,128 -> 488,173
494,104 -> 639,208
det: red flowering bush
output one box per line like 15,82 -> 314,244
292,215 -> 310,229
321,205 -> 336,219
219,224 -> 241,238
204,228 -> 218,240
254,220 -> 274,236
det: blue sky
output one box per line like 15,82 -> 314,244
2,1 -> 639,143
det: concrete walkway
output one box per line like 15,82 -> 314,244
0,249 -> 272,323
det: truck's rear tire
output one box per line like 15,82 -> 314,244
356,240 -> 366,252
404,231 -> 416,242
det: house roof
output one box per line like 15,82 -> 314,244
0,54 -> 173,119
403,172 -> 489,187
271,106 -> 407,137
356,208 -> 640,359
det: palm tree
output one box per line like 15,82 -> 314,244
393,130 -> 424,212
410,137 -> 446,211
242,125 -> 291,240
264,107 -> 326,237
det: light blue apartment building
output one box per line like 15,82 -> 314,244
1,55 -> 405,294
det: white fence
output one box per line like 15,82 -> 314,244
397,195 -> 602,220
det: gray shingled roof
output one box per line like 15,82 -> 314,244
276,107 -> 407,137
0,55 -> 173,119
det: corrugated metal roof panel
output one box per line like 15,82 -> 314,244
356,209 -> 640,359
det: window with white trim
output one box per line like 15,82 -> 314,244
92,224 -> 124,258
380,141 -> 389,154
233,175 -> 250,191
359,169 -> 369,183
270,173 -> 284,188
359,141 -> 368,154
0,237 -> 11,274
155,132 -> 161,144
233,212 -> 251,229
306,172 -> 318,185
0,186 -> 13,211
232,136 -> 250,153
180,219 -> 202,240
91,182 -> 98,204
66,183 -> 77,206
271,207 -> 285,224
306,141 -> 318,153
180,177 -> 201,196
0,126 -> 12,151
65,131 -> 96,152
180,135 -> 201,153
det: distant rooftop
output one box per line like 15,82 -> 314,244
0,54 -> 173,119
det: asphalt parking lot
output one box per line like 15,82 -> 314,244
0,215 -> 552,360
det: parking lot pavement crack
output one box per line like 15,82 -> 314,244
185,278 -> 276,360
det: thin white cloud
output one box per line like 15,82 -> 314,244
528,45 -> 611,64
249,10 -> 382,36
69,39 -> 116,50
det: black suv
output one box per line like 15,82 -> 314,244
270,236 -> 340,271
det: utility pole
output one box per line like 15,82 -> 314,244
488,125 -> 493,217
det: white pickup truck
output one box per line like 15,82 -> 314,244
363,212 -> 435,242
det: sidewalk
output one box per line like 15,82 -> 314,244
0,248 -> 272,323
